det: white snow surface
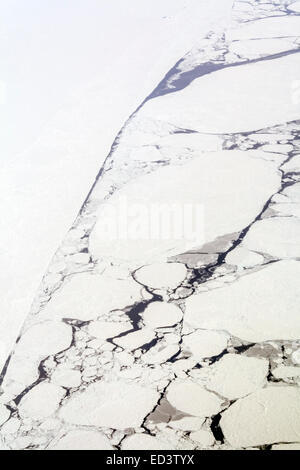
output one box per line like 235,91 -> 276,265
0,0 -> 234,370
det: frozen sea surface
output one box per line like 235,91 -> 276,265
1,0 -> 300,451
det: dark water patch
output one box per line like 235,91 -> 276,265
143,47 -> 300,104
211,413 -> 225,443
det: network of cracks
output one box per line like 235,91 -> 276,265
1,0 -> 300,450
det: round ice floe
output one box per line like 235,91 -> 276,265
134,263 -> 187,290
121,434 -> 171,450
42,273 -> 143,321
167,381 -> 223,418
0,405 -> 10,426
142,302 -> 183,328
207,354 -> 268,400
18,383 -> 66,420
182,329 -> 228,360
16,321 -> 73,359
51,367 -> 82,388
50,430 -> 114,450
59,380 -> 159,429
221,386 -> 300,448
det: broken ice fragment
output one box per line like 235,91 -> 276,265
225,247 -> 264,269
206,354 -> 268,399
272,365 -> 300,380
51,366 -> 82,388
142,302 -> 183,328
190,429 -> 215,447
182,329 -> 228,360
167,380 -> 223,417
41,273 -> 143,321
18,383 -> 66,420
243,218 -> 300,259
87,321 -> 132,340
59,381 -> 159,429
220,386 -> 300,447
114,328 -> 156,350
185,261 -> 300,342
134,263 -> 187,290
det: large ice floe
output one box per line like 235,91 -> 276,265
1,0 -> 300,450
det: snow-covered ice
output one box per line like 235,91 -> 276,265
1,0 -> 300,451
